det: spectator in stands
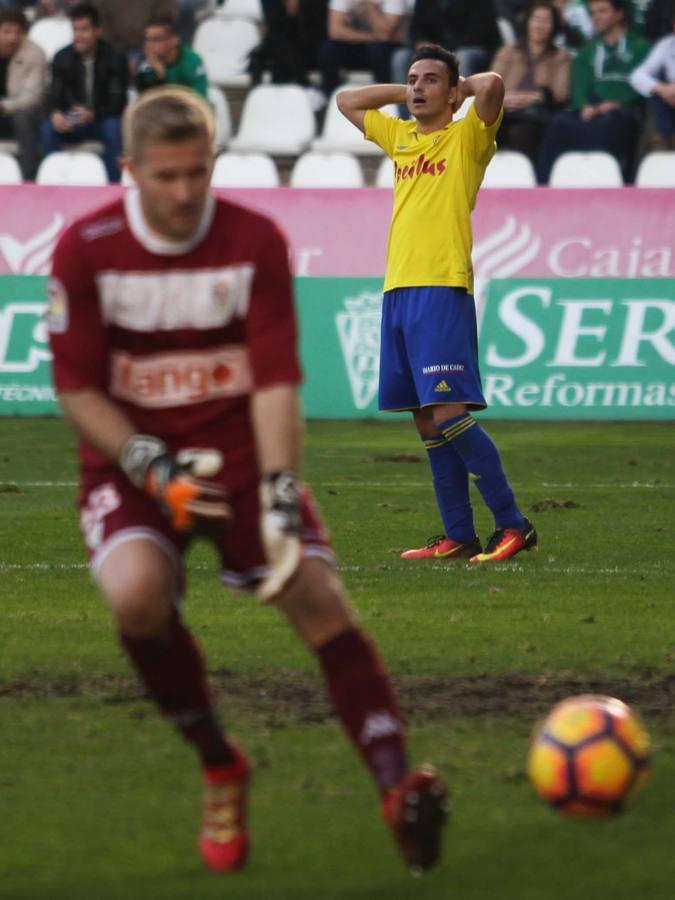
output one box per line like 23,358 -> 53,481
0,7 -> 46,180
536,0 -> 651,183
40,2 -> 128,181
492,2 -> 570,162
405,0 -> 501,77
135,15 -> 208,98
630,9 -> 675,148
249,0 -> 328,109
95,0 -> 178,65
318,0 -> 406,100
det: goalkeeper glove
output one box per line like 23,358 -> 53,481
257,470 -> 302,601
120,434 -> 230,532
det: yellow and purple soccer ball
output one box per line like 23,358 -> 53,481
527,694 -> 652,817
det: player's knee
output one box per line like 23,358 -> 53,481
97,544 -> 177,637
113,593 -> 174,639
276,558 -> 354,647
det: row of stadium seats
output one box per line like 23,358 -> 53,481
1,149 -> 672,188
28,12 -> 263,87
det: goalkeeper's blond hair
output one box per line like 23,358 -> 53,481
123,87 -> 215,162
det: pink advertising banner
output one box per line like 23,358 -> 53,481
0,185 -> 673,283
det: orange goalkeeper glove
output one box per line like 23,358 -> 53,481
120,435 -> 230,532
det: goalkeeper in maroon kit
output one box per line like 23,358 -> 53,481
47,86 -> 447,875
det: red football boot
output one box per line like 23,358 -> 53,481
470,518 -> 538,563
401,535 -> 482,560
383,765 -> 449,874
199,745 -> 251,872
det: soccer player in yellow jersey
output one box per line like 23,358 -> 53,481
338,44 -> 537,562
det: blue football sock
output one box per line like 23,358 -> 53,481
423,433 -> 476,543
437,414 -> 526,530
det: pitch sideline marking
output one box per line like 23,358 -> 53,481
1,562 -> 670,576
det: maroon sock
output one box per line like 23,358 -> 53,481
317,627 -> 408,795
120,609 -> 234,768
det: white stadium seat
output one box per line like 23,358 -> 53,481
215,0 -> 263,22
312,88 -> 397,156
549,151 -> 623,187
290,152 -> 364,187
36,151 -> 109,185
482,151 -> 537,188
29,15 -> 73,62
211,152 -> 280,187
193,17 -> 259,87
229,85 -> 316,155
208,86 -> 232,149
0,152 -> 22,184
375,157 -> 395,188
635,152 -> 675,187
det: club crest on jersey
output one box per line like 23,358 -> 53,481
395,153 -> 447,182
212,279 -> 230,305
336,291 -> 382,410
46,278 -> 69,333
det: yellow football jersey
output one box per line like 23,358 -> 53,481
364,103 -> 502,294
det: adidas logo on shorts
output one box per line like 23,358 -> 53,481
433,380 -> 452,392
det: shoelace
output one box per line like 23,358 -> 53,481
202,783 -> 245,842
425,534 -> 447,548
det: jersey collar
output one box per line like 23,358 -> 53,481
124,187 -> 215,256
406,120 -> 452,140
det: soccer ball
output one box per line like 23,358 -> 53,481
527,694 -> 651,817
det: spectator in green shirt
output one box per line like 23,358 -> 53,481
135,15 -> 208,99
537,0 -> 651,182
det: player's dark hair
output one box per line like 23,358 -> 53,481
0,8 -> 29,31
70,3 -> 100,26
145,15 -> 179,35
123,86 -> 215,161
409,44 -> 460,87
518,2 -> 561,53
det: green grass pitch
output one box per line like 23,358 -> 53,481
1,418 -> 674,899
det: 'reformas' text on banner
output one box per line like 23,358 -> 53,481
480,279 -> 675,420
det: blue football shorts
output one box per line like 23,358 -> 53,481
378,285 -> 487,412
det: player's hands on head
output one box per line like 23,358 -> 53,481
257,471 -> 302,601
120,434 -> 231,532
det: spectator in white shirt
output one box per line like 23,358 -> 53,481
630,11 -> 675,148
318,0 -> 406,99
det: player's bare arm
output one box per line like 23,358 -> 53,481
251,383 -> 302,475
59,388 -> 136,460
456,72 -> 505,126
337,83 -> 407,133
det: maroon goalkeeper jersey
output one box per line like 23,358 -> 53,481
48,190 -> 302,473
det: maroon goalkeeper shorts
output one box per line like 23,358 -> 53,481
78,469 -> 334,594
